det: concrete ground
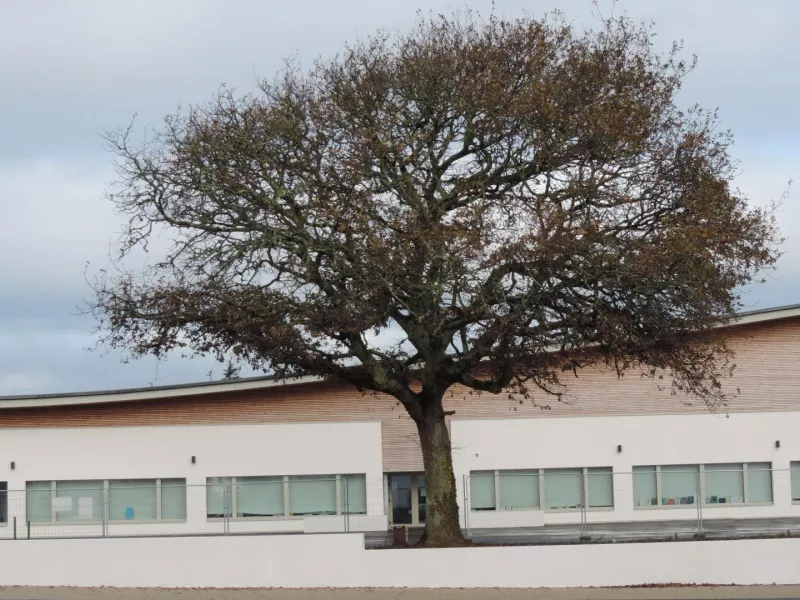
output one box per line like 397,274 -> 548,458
1,587 -> 800,600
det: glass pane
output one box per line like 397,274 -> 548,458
499,470 -> 539,510
206,477 -> 232,518
792,462 -> 800,502
705,464 -> 744,505
289,475 -> 336,515
55,480 -> 104,522
109,479 -> 156,521
26,481 -> 52,523
588,467 -> 613,507
236,476 -> 284,517
417,475 -> 426,524
633,466 -> 657,507
660,465 -> 699,506
161,478 -> 187,520
342,475 -> 367,515
391,475 -> 412,524
544,469 -> 583,509
747,462 -> 773,503
470,471 -> 495,510
0,482 -> 7,524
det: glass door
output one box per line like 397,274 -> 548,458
390,475 -> 412,525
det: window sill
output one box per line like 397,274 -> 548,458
545,506 -> 614,513
108,519 -> 187,525
634,502 -> 774,510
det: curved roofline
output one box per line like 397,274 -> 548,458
1,303 -> 797,409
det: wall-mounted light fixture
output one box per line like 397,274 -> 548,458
776,440 -> 781,449
10,461 -> 15,470
191,455 -> 196,464
617,445 -> 623,453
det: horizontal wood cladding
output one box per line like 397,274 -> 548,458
2,318 -> 800,472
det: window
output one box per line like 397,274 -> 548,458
0,482 -> 7,524
289,475 -> 337,515
472,467 -> 614,511
499,470 -> 539,510
705,464 -> 744,505
55,480 -> 104,522
633,462 -> 773,508
161,478 -> 188,520
633,466 -> 657,507
660,465 -> 699,506
26,479 -> 187,523
26,481 -> 52,523
342,474 -> 367,515
207,477 -> 232,518
109,479 -> 156,520
109,479 -> 186,521
236,476 -> 284,517
792,462 -> 800,503
544,469 -> 583,510
588,467 -> 613,508
470,471 -> 495,510
207,474 -> 367,519
747,462 -> 772,503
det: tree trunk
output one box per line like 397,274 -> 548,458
415,397 -> 467,547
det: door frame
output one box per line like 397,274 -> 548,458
387,472 -> 425,527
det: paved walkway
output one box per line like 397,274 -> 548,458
0,587 -> 799,600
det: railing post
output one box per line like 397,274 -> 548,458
580,472 -> 588,540
13,516 -> 16,540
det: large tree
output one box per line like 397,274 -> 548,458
94,11 -> 779,546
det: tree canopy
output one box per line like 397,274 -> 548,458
93,9 -> 780,546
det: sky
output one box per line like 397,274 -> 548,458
0,0 -> 798,396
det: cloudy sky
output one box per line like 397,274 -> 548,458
0,0 -> 797,396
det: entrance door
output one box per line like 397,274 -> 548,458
389,473 -> 425,526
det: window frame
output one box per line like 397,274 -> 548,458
24,478 -> 188,525
469,467 -> 615,513
632,463 -> 774,510
206,474 -> 368,521
791,462 -> 800,504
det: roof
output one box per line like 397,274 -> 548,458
1,303 -> 798,409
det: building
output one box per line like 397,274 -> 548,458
0,304 -> 800,540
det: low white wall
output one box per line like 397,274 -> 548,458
451,412 -> 800,528
1,534 -> 799,588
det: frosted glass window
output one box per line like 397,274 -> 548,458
206,477 -> 232,518
544,469 -> 583,509
342,474 -> 367,514
660,465 -> 699,505
161,479 -> 187,520
109,479 -> 156,521
792,462 -> 800,502
470,471 -> 496,510
588,467 -> 613,507
55,480 -> 103,522
26,481 -> 52,523
705,464 -> 744,505
499,470 -> 539,510
746,462 -> 773,503
633,466 -> 657,507
289,475 -> 337,515
236,476 -> 284,517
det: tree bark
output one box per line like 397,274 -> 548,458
415,394 -> 467,547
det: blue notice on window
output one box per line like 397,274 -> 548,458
125,507 -> 134,520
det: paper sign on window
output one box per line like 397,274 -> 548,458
78,497 -> 94,519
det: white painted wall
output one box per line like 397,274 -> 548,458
0,422 -> 387,537
451,412 -> 800,528
1,534 -> 799,588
